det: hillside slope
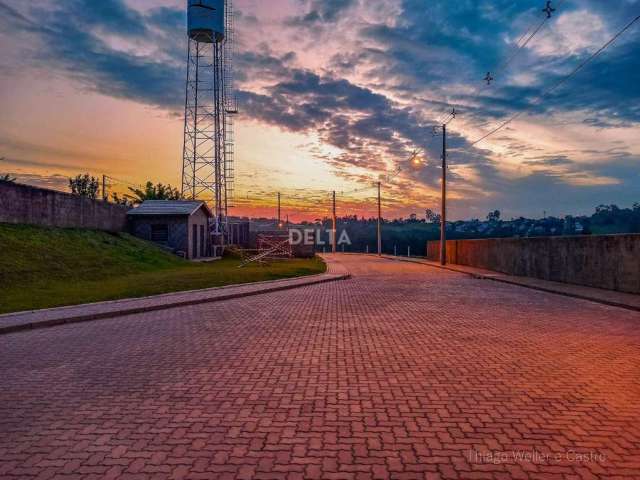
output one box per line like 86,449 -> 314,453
0,224 -> 325,314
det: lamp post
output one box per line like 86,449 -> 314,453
440,124 -> 447,266
411,123 -> 448,265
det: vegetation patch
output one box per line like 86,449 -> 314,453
0,224 -> 326,314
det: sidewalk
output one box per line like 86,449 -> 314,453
0,260 -> 350,335
381,255 -> 640,312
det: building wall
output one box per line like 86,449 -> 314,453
426,235 -> 640,294
129,216 -> 189,257
187,209 -> 210,259
228,221 -> 251,247
128,209 -> 211,260
0,181 -> 128,232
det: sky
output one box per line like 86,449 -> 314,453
0,0 -> 639,221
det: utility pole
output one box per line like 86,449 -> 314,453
277,192 -> 281,228
332,191 -> 337,254
102,175 -> 108,202
440,124 -> 447,266
377,181 -> 382,256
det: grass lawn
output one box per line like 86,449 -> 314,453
0,224 -> 326,314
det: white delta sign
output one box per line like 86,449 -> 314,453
289,229 -> 352,246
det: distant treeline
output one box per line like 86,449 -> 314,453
243,203 -> 640,256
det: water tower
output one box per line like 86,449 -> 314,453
181,0 -> 236,243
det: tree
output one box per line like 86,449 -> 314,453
126,181 -> 182,205
111,193 -> 133,208
593,204 -> 620,226
426,209 -> 441,224
69,174 -> 99,199
0,174 -> 16,182
487,210 -> 501,223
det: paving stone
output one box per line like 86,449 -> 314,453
1,255 -> 639,479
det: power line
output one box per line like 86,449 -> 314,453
469,12 -> 640,147
494,0 -> 567,80
105,175 -> 145,189
436,1 -> 565,126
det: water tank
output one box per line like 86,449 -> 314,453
188,0 -> 225,43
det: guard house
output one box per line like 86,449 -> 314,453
127,201 -> 213,260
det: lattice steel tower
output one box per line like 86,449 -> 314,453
182,0 -> 237,239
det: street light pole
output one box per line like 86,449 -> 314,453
278,192 -> 282,229
440,124 -> 447,266
332,190 -> 337,254
102,174 -> 108,202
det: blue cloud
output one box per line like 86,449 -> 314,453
1,0 -> 638,215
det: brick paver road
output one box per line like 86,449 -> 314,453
1,255 -> 639,480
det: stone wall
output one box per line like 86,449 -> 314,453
427,235 -> 640,294
0,181 -> 128,232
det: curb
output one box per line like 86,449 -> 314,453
379,255 -> 640,313
0,272 -> 351,336
472,275 -> 640,313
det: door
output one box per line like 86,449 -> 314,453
200,225 -> 205,257
192,224 -> 198,259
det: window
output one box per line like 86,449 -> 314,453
151,224 -> 169,243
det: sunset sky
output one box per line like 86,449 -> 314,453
0,0 -> 639,221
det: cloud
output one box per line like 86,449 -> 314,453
530,10 -> 611,57
287,0 -> 358,26
1,0 -> 639,217
0,0 -> 185,110
4,172 -> 71,192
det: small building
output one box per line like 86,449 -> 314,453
127,201 -> 213,260
227,219 -> 251,248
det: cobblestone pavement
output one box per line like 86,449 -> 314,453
1,255 -> 639,480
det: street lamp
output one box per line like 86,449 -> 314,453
407,123 -> 448,266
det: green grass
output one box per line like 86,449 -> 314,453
0,224 -> 326,314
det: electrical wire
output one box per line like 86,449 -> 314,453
495,0 -> 567,79
436,0 -> 566,126
105,175 -> 144,189
469,12 -> 640,147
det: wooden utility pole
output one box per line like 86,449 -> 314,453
277,192 -> 281,228
440,124 -> 447,266
377,181 -> 382,256
102,175 -> 108,202
332,191 -> 337,254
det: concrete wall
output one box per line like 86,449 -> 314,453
129,216 -> 189,257
129,210 -> 211,260
427,235 -> 640,294
188,209 -> 210,260
0,181 -> 128,232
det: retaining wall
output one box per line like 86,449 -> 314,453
0,181 -> 128,232
427,235 -> 640,294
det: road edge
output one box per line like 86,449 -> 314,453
0,270 -> 351,336
379,255 -> 640,313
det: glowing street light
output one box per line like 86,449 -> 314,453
407,124 -> 448,266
